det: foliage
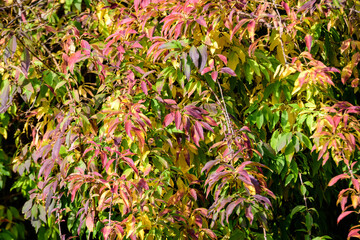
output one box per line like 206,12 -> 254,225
1,0 -> 360,239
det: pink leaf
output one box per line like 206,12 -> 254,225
220,67 -> 237,76
348,228 -> 360,239
194,121 -> 204,140
189,188 -> 197,200
211,71 -> 218,81
123,156 -> 139,175
337,211 -> 354,224
164,112 -> 174,127
281,1 -> 290,15
52,138 -> 62,160
163,99 -> 177,105
352,178 -> 360,192
305,35 -> 312,52
217,54 -> 227,65
125,120 -> 133,140
328,174 -> 350,186
86,214 -> 94,232
141,81 -> 148,95
196,16 -> 207,27
101,226 -> 112,240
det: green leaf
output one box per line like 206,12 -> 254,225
285,174 -> 294,186
290,205 -> 306,218
275,132 -> 292,153
159,41 -> 181,50
301,185 -> 307,196
305,212 -> 313,231
247,58 -> 261,76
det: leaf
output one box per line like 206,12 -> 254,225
290,205 -> 306,218
21,48 -> 30,77
217,54 -> 227,65
201,229 -> 217,239
305,35 -> 312,52
211,71 -> 218,81
86,214 -> 94,232
0,80 -> 10,112
220,67 -> 237,76
247,20 -> 256,42
189,46 -> 200,69
201,159 -> 218,174
297,0 -> 316,13
182,52 -> 191,80
101,226 -> 112,240
226,199 -> 242,223
125,120 -> 133,140
175,111 -> 182,130
52,138 -> 62,160
194,121 -> 204,140
159,41 -> 180,50
196,16 -> 207,27
198,45 -> 208,72
337,211 -> 354,224
141,81 -> 148,95
164,112 -> 174,127
328,173 -> 350,187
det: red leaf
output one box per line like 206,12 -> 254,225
125,120 -> 133,140
194,121 -> 204,140
200,121 -> 214,132
164,112 -> 174,127
220,67 -> 237,76
217,54 -> 227,65
305,35 -> 312,52
175,110 -> 182,130
328,174 -> 350,186
337,211 -> 354,224
196,16 -> 207,27
211,71 -> 218,81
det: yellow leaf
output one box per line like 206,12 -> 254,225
228,51 -> 239,71
140,213 -> 152,230
177,177 -> 186,191
244,183 -> 256,195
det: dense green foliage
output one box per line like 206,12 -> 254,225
1,0 -> 360,239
